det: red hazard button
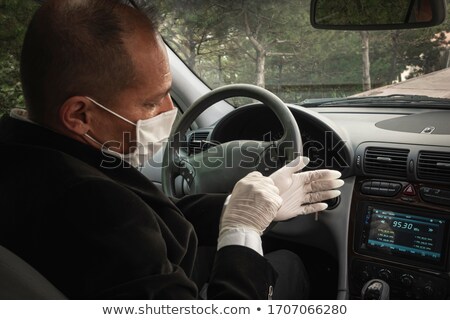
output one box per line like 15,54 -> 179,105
403,184 -> 416,196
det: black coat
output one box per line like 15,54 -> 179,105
0,115 -> 276,299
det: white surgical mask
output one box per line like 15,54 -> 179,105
84,96 -> 177,168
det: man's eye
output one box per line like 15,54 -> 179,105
144,102 -> 158,109
144,94 -> 168,109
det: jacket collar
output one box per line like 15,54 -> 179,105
0,114 -> 156,193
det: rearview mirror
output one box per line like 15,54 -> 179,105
311,0 -> 447,30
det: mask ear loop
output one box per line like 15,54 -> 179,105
85,97 -> 136,126
84,131 -> 127,163
84,132 -> 103,146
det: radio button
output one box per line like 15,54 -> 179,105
361,181 -> 402,196
379,182 -> 389,189
378,269 -> 392,282
400,274 -> 414,288
420,187 -> 450,206
401,196 -> 415,202
423,284 -> 434,297
361,185 -> 371,194
360,270 -> 370,283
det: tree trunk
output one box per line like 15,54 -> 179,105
390,30 -> 400,83
360,31 -> 371,91
186,29 -> 197,69
277,59 -> 283,95
255,50 -> 266,87
446,47 -> 450,68
218,54 -> 223,85
244,10 -> 266,88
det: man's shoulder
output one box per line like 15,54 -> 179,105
0,115 -> 164,212
0,116 -> 114,182
0,114 -> 122,181
1,141 -> 116,193
0,140 -> 158,230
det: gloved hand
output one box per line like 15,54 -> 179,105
220,171 -> 282,235
270,156 -> 344,221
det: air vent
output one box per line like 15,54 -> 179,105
418,151 -> 450,182
188,131 -> 210,154
364,147 -> 409,178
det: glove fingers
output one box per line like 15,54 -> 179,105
309,179 -> 344,193
306,189 -> 341,203
314,169 -> 342,181
278,156 -> 309,175
275,200 -> 330,221
300,169 -> 342,184
285,156 -> 310,173
298,202 -> 329,215
272,156 -> 309,175
270,156 -> 309,194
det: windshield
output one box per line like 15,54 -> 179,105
1,1 -> 450,116
154,0 -> 450,103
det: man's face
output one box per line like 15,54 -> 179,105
88,30 -> 174,154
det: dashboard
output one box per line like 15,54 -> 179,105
209,104 -> 352,174
185,104 -> 450,300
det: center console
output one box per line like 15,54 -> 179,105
349,178 -> 450,299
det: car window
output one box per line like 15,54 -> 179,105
0,1 -> 38,116
154,0 -> 450,103
1,0 -> 450,116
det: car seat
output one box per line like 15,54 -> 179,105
0,245 -> 65,299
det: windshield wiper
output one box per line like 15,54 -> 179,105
299,94 -> 450,107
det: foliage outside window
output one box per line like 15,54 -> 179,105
1,0 -> 450,116
0,0 -> 37,115
156,0 -> 450,102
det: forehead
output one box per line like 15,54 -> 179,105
125,31 -> 172,92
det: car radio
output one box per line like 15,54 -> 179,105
350,201 -> 450,298
355,202 -> 449,269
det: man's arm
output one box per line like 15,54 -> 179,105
171,193 -> 227,247
38,178 -> 276,299
172,193 -> 277,299
39,178 -> 198,299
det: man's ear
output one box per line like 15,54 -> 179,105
59,96 -> 92,135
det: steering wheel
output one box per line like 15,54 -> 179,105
162,84 -> 302,198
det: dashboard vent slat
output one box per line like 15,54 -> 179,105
418,151 -> 450,182
364,147 -> 409,178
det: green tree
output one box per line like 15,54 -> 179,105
0,0 -> 37,115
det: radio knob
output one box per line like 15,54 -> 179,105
378,269 -> 391,282
400,274 -> 414,288
424,284 -> 434,297
360,270 -> 370,283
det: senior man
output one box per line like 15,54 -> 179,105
0,0 -> 343,299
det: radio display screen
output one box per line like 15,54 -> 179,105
362,205 -> 447,263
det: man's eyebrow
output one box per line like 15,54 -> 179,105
162,86 -> 172,97
157,86 -> 172,100
145,86 -> 172,104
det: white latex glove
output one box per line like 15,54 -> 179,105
270,156 -> 344,221
220,171 -> 282,235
